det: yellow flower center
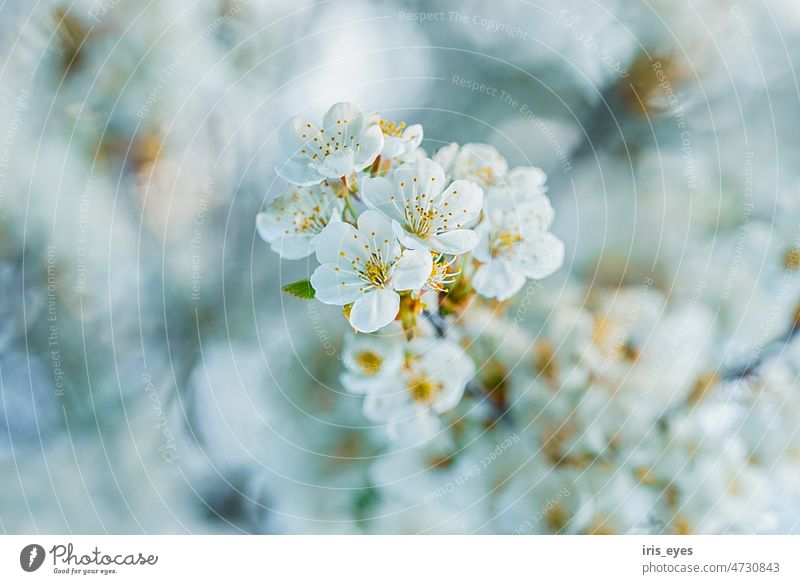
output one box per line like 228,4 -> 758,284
378,119 -> 407,138
491,229 -> 522,257
476,165 -> 498,185
673,516 -> 693,535
360,256 -> 391,288
783,246 -> 800,270
545,502 -> 570,532
354,350 -> 382,375
427,256 -> 459,293
408,375 -> 441,403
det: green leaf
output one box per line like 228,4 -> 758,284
281,279 -> 316,300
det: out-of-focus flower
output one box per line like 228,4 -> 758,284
256,183 -> 343,259
310,210 -> 432,332
275,102 -> 383,186
434,142 -> 509,188
494,458 -> 591,534
471,188 -> 564,300
340,331 -> 404,392
354,336 -> 475,440
361,158 -> 484,254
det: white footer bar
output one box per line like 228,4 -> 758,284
1,536 -> 798,582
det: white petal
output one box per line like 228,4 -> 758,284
342,334 -> 404,377
380,136 -> 407,159
323,102 -> 365,137
403,124 -> 423,150
387,407 -> 440,443
521,232 -> 565,279
432,142 -> 459,175
274,159 -> 323,186
432,380 -> 468,414
352,124 -> 384,169
349,288 -> 400,333
362,379 -> 407,422
316,150 -> 356,179
357,210 -> 399,260
508,165 -> 547,194
279,115 -> 318,157
341,372 -> 401,396
525,194 -> 556,229
361,176 -> 404,223
455,143 -> 508,184
436,179 -> 484,227
394,158 -> 446,200
428,229 -> 478,254
314,220 -> 362,264
392,248 -> 432,291
340,372 -> 371,395
270,235 -> 315,260
470,222 -> 492,263
310,263 -> 362,305
256,211 -> 281,243
472,260 -> 526,301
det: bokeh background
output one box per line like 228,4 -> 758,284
2,0 -> 800,533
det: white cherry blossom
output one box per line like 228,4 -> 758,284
433,142 -> 509,187
340,331 -> 404,393
310,210 -> 432,333
275,102 -> 384,186
472,189 -> 564,301
256,183 -> 342,259
361,158 -> 483,254
358,336 -> 475,441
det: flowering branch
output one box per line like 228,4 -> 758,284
257,102 -> 563,443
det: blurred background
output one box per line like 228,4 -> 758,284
1,0 -> 800,533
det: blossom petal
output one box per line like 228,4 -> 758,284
433,142 -> 459,175
362,378 -> 407,421
352,124 -> 384,169
313,220 -> 363,264
428,229 -> 478,254
472,260 -> 526,301
524,194 -> 556,229
310,263 -> 362,305
315,150 -> 356,179
256,211 -> 281,243
357,210 -> 400,261
403,123 -> 423,150
392,248 -> 432,291
270,235 -> 315,260
387,407 -> 440,443
323,102 -> 365,138
349,288 -> 400,333
342,334 -> 404,379
520,232 -> 565,279
274,159 -> 323,186
279,115 -> 319,158
361,176 -> 405,223
507,165 -> 547,195
435,179 -> 484,228
394,158 -> 446,200
470,222 -> 492,263
454,143 -> 508,185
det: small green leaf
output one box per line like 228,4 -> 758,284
281,279 -> 316,300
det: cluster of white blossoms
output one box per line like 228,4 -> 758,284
258,102 -> 564,439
